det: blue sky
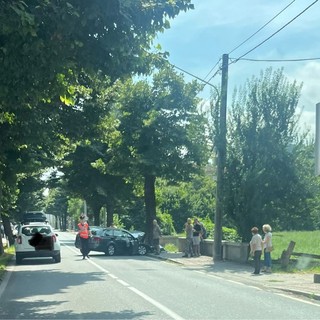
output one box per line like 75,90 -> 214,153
156,0 -> 320,135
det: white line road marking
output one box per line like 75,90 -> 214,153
63,243 -> 185,319
128,286 -> 185,320
117,279 -> 130,286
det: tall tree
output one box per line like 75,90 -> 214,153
0,0 -> 195,225
110,66 -> 209,243
223,68 -> 311,241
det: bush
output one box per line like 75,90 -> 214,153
222,226 -> 241,242
164,243 -> 178,253
158,212 -> 176,235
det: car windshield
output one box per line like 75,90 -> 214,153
90,227 -> 103,236
22,226 -> 51,236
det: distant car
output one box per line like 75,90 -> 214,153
14,222 -> 61,264
22,211 -> 47,223
75,227 -> 149,256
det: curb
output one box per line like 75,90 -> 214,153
276,288 -> 320,301
147,253 -> 183,265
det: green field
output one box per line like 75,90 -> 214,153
268,230 -> 320,273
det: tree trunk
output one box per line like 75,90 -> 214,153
87,202 -> 102,226
106,200 -> 114,227
0,188 -> 3,255
1,214 -> 14,245
144,174 -> 156,245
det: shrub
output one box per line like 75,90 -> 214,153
158,212 -> 176,235
164,243 -> 178,253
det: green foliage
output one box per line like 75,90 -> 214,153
0,0 -> 195,226
111,214 -> 125,229
222,68 -> 312,241
164,243 -> 179,253
157,212 -> 176,235
222,227 -> 242,242
0,246 -> 14,281
107,66 -> 209,242
156,174 -> 216,233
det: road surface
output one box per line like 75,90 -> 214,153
0,231 -> 319,319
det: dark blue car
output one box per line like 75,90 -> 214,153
75,227 -> 149,256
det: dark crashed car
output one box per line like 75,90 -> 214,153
75,227 -> 149,256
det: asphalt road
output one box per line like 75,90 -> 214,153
0,231 -> 320,319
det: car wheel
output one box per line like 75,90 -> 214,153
137,244 -> 147,256
16,253 -> 23,265
53,252 -> 61,263
106,244 -> 115,256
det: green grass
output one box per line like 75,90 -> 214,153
0,246 -> 15,282
269,230 -> 320,273
164,243 -> 179,253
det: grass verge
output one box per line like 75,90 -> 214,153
0,246 -> 15,282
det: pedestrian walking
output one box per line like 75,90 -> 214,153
262,224 -> 273,273
152,219 -> 161,255
77,214 -> 91,260
249,226 -> 263,275
192,218 -> 202,257
182,218 -> 194,258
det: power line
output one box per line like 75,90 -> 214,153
231,57 -> 320,62
203,57 -> 221,81
231,0 -> 319,65
228,0 -> 296,55
171,64 -> 218,89
204,0 -> 296,86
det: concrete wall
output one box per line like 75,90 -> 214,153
160,236 -> 250,263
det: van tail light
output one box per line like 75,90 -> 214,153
17,236 -> 22,244
52,234 -> 57,243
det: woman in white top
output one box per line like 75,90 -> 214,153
249,227 -> 263,275
262,224 -> 273,273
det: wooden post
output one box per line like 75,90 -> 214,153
314,274 -> 320,283
281,241 -> 296,268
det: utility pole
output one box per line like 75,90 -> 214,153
316,103 -> 320,176
213,53 -> 229,261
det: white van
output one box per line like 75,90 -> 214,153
15,222 -> 61,264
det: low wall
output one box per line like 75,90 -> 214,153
222,241 -> 250,263
160,236 -> 249,263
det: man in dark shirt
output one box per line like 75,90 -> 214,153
193,218 -> 202,257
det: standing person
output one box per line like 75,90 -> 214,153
182,218 -> 194,258
78,214 -> 91,260
192,218 -> 202,257
152,219 -> 161,255
249,227 -> 263,275
262,224 -> 273,273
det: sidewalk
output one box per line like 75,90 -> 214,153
150,251 -> 320,301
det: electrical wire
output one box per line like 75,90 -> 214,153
228,0 -> 296,55
231,0 -> 319,65
203,57 -> 221,81
171,64 -> 218,89
204,0 -> 296,86
231,57 -> 320,62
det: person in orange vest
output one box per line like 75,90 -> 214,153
78,214 -> 91,260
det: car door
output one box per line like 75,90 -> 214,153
113,229 -> 133,254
